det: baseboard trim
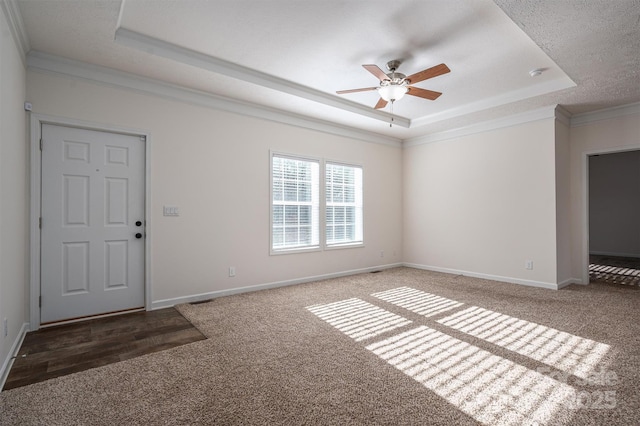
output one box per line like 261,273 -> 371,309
403,263 -> 560,290
589,251 -> 640,259
0,322 -> 30,391
151,263 -> 403,309
558,278 -> 584,288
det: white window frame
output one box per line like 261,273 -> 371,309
324,161 -> 364,249
270,152 -> 321,255
270,152 -> 364,255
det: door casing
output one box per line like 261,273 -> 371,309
582,146 -> 640,286
29,114 -> 152,330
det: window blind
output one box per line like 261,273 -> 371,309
272,155 -> 320,251
326,163 -> 363,246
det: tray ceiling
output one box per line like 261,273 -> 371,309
14,0 -> 640,140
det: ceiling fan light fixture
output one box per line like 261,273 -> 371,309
378,84 -> 408,102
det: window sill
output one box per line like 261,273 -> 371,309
325,242 -> 364,250
270,246 -> 322,256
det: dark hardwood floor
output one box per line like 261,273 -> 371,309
2,308 -> 206,391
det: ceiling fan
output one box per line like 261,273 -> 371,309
336,60 -> 451,109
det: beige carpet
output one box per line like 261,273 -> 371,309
1,267 -> 639,425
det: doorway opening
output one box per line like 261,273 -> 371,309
587,150 -> 640,287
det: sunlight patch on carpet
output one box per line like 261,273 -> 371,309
437,307 -> 611,379
371,287 -> 464,317
306,298 -> 412,341
589,263 -> 640,286
366,325 -> 575,426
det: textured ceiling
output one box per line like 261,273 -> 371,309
14,0 -> 640,140
494,0 -> 640,113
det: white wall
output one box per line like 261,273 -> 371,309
569,111 -> 640,282
21,65 -> 640,320
26,71 -> 403,307
0,7 -> 28,383
588,150 -> 640,258
555,118 -> 573,284
403,119 -> 559,288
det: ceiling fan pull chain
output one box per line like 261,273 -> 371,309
390,100 -> 394,127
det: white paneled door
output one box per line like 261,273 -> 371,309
40,124 -> 145,324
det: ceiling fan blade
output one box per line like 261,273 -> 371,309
336,87 -> 378,94
374,98 -> 388,109
407,86 -> 442,100
406,63 -> 450,85
363,64 -> 389,81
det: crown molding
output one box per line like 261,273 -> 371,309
570,102 -> 640,127
554,105 -> 572,126
0,0 -> 30,62
404,101 -> 640,147
27,51 -> 401,147
404,105 -> 560,147
114,27 -> 410,129
410,76 -> 576,129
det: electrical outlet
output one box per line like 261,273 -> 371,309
525,260 -> 534,270
380,251 -> 384,258
229,266 -> 236,277
3,318 -> 7,337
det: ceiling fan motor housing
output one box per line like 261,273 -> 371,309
385,60 -> 407,83
383,73 -> 407,85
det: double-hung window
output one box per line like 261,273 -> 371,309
271,155 -> 320,252
271,153 -> 363,253
325,163 -> 363,247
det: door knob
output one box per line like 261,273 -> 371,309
135,233 -> 143,239
136,221 -> 142,226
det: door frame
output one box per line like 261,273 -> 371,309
29,114 -> 152,330
582,145 -> 640,286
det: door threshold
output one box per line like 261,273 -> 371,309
40,307 -> 146,328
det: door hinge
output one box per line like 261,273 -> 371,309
39,138 -> 43,151
140,135 -> 146,142
39,296 -> 42,307
39,217 -> 42,229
